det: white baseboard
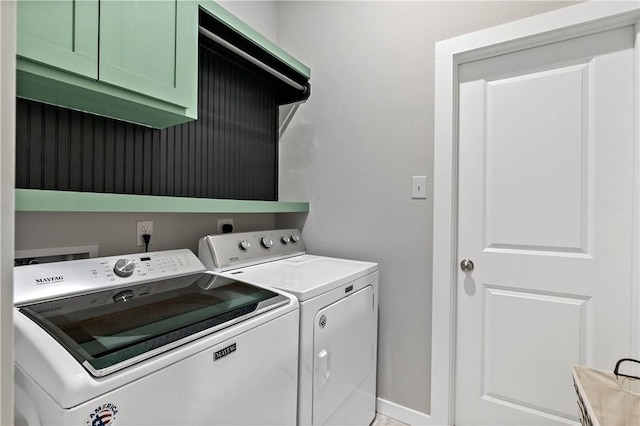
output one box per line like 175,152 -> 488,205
376,397 -> 436,426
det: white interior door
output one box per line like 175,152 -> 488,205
455,25 -> 635,425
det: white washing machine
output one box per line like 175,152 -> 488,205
13,249 -> 299,425
199,229 -> 379,426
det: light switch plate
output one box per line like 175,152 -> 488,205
412,176 -> 427,199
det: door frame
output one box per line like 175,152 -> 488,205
0,1 -> 15,424
432,3 -> 640,425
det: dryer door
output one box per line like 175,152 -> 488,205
313,285 -> 375,425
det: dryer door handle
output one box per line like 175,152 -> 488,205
318,349 -> 330,388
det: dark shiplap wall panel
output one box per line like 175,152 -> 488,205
16,42 -> 279,201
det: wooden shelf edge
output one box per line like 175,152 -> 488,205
15,190 -> 309,214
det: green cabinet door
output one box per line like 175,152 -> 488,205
99,0 -> 197,108
17,0 -> 98,79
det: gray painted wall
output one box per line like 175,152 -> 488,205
15,212 -> 276,257
218,1 -> 279,42
273,0 -> 576,415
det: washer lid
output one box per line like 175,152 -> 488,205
19,274 -> 289,377
220,255 -> 378,301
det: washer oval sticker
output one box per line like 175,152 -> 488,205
86,403 -> 118,426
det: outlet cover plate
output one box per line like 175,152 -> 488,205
136,220 -> 153,246
217,218 -> 233,234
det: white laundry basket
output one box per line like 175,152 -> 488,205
571,359 -> 640,426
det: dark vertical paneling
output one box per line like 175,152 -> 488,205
168,126 -> 175,195
113,121 -> 126,193
104,120 -> 115,193
15,41 -> 279,200
69,111 -> 83,192
133,127 -> 143,194
15,100 -> 29,188
93,118 -> 105,192
142,130 -> 152,194
42,105 -> 57,189
124,125 -> 135,193
81,115 -> 94,191
159,128 -> 168,195
28,103 -> 43,188
57,108 -> 70,191
181,124 -> 190,196
151,130 -> 162,195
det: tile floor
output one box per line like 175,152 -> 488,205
372,413 -> 410,426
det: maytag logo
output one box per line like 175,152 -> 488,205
214,343 -> 236,361
35,276 -> 64,285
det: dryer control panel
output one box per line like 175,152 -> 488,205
199,229 -> 306,271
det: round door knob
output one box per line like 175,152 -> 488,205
460,259 -> 474,272
261,237 -> 274,249
239,240 -> 251,251
114,259 -> 136,277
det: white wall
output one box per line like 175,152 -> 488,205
274,0 -> 577,417
0,1 -> 15,423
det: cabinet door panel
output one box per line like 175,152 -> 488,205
17,0 -> 98,79
99,0 -> 196,108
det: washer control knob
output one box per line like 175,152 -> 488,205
113,289 -> 134,303
290,235 -> 300,243
261,237 -> 274,249
113,259 -> 136,277
239,240 -> 251,251
281,236 -> 291,245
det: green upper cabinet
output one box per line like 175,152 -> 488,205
16,0 -> 198,128
17,0 -> 98,79
99,1 -> 195,109
16,0 -> 309,129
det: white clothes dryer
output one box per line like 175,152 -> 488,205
199,229 -> 379,426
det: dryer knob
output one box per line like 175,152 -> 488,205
239,240 -> 251,251
261,237 -> 274,249
114,258 -> 136,278
290,235 -> 300,243
281,236 -> 291,245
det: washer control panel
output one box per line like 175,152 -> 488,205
14,249 -> 205,306
199,229 -> 306,271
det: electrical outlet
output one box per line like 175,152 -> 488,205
136,220 -> 153,246
217,218 -> 234,234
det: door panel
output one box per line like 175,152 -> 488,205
99,0 -> 196,107
456,25 -> 634,425
313,286 -> 374,425
485,63 -> 590,254
482,286 -> 589,417
17,0 -> 98,78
